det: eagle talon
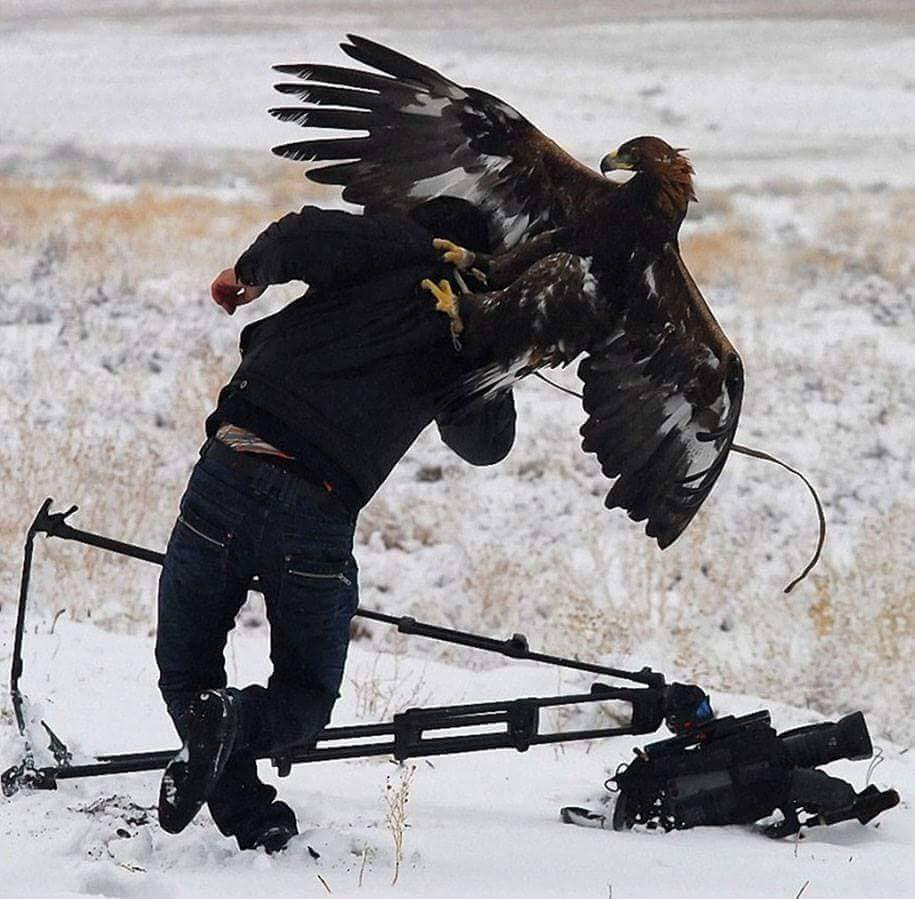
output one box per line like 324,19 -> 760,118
421,277 -> 464,336
433,238 -> 477,272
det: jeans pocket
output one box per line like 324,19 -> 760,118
177,506 -> 230,549
285,560 -> 353,587
275,552 -> 359,699
280,553 -> 359,621
169,498 -> 233,594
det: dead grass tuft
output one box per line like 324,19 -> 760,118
0,171 -> 336,286
823,191 -> 915,284
681,224 -> 761,288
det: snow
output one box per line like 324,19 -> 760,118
1,2 -> 914,896
2,611 -> 913,899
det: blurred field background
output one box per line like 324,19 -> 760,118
1,1 -> 913,742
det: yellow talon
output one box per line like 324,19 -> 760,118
421,277 -> 464,334
433,237 -> 476,272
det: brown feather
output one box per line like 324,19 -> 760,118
655,154 -> 696,218
614,137 -> 697,221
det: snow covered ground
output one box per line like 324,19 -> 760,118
1,610 -> 913,899
1,2 -> 913,897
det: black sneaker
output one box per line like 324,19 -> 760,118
251,822 -> 299,855
158,689 -> 240,834
236,800 -> 299,854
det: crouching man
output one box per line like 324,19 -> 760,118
155,198 -> 515,852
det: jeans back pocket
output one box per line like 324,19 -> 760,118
280,553 -> 359,621
285,557 -> 353,588
166,500 -> 234,602
178,509 -> 230,549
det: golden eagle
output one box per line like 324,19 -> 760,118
269,35 -> 744,549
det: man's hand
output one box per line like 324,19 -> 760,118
210,268 -> 267,315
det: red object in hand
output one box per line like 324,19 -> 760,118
210,268 -> 266,315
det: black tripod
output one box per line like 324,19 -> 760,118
4,499 -> 703,797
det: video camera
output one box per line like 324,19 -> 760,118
609,707 -> 899,837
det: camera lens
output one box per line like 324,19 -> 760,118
779,711 -> 872,768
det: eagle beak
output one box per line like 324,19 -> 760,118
600,150 -> 634,174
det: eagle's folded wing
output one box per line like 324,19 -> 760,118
579,243 -> 743,547
270,34 -> 612,251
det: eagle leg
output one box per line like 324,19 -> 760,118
433,238 -> 488,285
421,277 -> 464,336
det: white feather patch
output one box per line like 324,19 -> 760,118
402,95 -> 449,117
643,263 -> 658,299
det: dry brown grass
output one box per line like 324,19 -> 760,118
348,646 -> 432,722
681,225 -> 761,288
0,174 -> 303,627
615,498 -> 914,734
0,170 -> 349,631
823,190 -> 915,284
355,494 -> 443,552
681,186 -> 915,297
0,172 -> 333,282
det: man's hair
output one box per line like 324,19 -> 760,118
408,196 -> 493,254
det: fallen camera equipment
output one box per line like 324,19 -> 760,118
563,708 -> 898,837
3,499 -> 899,838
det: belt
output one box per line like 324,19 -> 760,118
199,437 -> 347,512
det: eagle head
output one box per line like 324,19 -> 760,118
600,137 -> 697,212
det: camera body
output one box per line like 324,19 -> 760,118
612,709 -> 897,837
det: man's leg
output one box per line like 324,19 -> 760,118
205,753 -> 296,850
155,465 -> 252,736
265,551 -> 358,749
234,501 -> 358,759
156,458 -> 274,840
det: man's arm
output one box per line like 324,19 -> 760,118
235,207 -> 436,289
436,391 -> 517,466
211,205 -> 439,314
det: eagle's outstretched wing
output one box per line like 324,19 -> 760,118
579,244 -> 743,547
270,34 -> 612,251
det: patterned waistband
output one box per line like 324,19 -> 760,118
214,423 -> 296,460
199,436 -> 351,516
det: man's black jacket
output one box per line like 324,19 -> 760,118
206,204 -> 516,513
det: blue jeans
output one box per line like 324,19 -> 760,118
155,441 -> 358,842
